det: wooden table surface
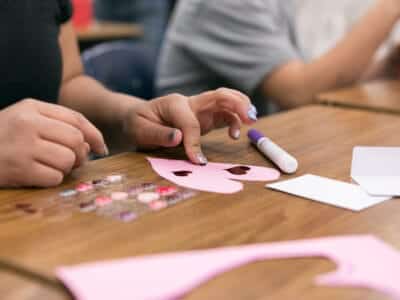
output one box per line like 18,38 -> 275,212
76,21 -> 142,42
1,105 -> 399,300
316,79 -> 400,115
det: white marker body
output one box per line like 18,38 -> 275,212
256,137 -> 298,174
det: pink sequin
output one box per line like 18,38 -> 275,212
111,192 -> 129,201
76,183 -> 94,193
95,196 -> 113,207
149,200 -> 168,211
156,186 -> 178,196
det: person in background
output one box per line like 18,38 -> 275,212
84,0 -> 176,99
294,0 -> 400,61
0,0 -> 256,188
93,0 -> 170,51
157,0 -> 400,112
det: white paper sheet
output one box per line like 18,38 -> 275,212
351,147 -> 400,196
267,174 -> 390,211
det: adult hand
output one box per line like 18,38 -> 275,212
0,99 -> 107,187
123,88 -> 257,164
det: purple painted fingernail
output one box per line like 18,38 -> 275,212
248,105 -> 258,121
248,110 -> 258,121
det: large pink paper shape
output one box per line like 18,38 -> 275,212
146,157 -> 280,193
57,235 -> 400,300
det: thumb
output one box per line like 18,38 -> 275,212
132,116 -> 182,148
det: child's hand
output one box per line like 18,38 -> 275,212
0,99 -> 106,187
123,88 -> 258,165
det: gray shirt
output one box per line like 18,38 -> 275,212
157,0 -> 303,100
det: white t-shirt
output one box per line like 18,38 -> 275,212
294,0 -> 400,60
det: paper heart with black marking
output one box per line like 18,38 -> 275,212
147,157 -> 280,194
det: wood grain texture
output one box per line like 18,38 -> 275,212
1,105 -> 398,300
76,22 -> 142,42
316,79 -> 400,115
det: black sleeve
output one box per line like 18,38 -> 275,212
57,0 -> 73,24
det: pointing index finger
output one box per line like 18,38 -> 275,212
157,96 -> 208,165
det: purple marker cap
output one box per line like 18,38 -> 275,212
247,129 -> 264,144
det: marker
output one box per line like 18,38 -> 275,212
248,129 -> 298,174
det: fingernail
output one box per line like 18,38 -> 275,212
248,105 -> 258,121
168,130 -> 177,142
104,145 -> 109,156
248,110 -> 258,121
197,153 -> 208,165
233,129 -> 241,140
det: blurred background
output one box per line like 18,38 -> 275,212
72,0 -> 177,100
71,0 -> 400,101
294,0 -> 400,61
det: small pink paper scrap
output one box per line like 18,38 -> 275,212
57,235 -> 400,300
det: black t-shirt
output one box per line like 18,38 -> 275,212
0,0 -> 72,109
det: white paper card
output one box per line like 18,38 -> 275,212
351,147 -> 400,196
267,174 -> 390,211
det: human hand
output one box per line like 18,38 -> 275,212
123,88 -> 257,165
0,99 -> 107,187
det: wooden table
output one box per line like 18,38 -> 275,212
316,79 -> 400,115
76,22 -> 142,42
76,22 -> 143,51
1,105 -> 399,300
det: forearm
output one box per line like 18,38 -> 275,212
307,0 -> 399,84
59,75 -> 144,127
264,0 -> 400,108
58,75 -> 146,151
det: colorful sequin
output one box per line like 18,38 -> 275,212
15,174 -> 198,223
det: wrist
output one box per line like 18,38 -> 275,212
118,94 -> 147,139
112,92 -> 145,127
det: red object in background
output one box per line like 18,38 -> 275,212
72,0 -> 93,29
